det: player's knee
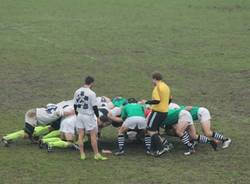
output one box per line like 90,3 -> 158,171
175,128 -> 183,137
203,129 -> 213,137
190,133 -> 198,140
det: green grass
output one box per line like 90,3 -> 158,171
0,0 -> 250,183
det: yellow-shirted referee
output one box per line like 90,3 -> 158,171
144,71 -> 171,156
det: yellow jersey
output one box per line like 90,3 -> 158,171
151,81 -> 170,113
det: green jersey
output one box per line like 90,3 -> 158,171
112,97 -> 127,107
180,105 -> 199,121
121,103 -> 145,120
162,108 -> 184,127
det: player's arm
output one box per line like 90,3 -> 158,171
107,113 -> 123,123
91,93 -> 101,125
145,100 -> 160,105
158,84 -> 168,104
121,106 -> 127,120
93,106 -> 99,118
146,85 -> 161,105
145,93 -> 160,105
73,92 -> 78,115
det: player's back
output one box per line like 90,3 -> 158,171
74,87 -> 96,115
164,108 -> 183,126
152,81 -> 170,113
123,103 -> 145,118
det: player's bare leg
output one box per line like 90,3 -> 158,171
78,128 -> 86,160
89,129 -> 107,160
90,129 -> 98,155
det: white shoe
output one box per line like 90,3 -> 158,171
2,138 -> 9,147
222,138 -> 231,149
155,147 -> 168,157
184,148 -> 195,156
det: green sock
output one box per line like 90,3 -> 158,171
49,140 -> 72,148
42,130 -> 60,139
33,126 -> 50,137
3,130 -> 26,141
42,137 -> 61,144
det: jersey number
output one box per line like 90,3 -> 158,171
76,92 -> 89,110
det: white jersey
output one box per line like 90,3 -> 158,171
97,97 -> 108,108
56,100 -> 74,110
36,107 -> 60,125
73,87 -> 97,116
36,100 -> 74,125
96,96 -> 114,110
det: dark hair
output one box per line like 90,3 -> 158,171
152,71 -> 162,80
85,76 -> 95,85
128,98 -> 137,103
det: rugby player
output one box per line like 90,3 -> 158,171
162,108 -> 217,155
74,76 -> 107,161
144,72 -> 171,156
111,98 -> 147,156
39,104 -> 79,151
1,100 -> 73,146
169,103 -> 231,149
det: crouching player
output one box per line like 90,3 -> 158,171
109,98 -> 147,156
39,105 -> 79,152
2,100 -> 73,146
162,107 -> 217,155
169,103 -> 232,149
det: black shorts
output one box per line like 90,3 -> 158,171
50,118 -> 61,130
147,111 -> 167,132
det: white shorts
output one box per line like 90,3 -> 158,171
198,107 -> 211,123
36,108 -> 60,125
123,116 -> 147,130
110,107 -> 121,117
178,110 -> 193,125
76,114 -> 98,132
60,116 -> 76,134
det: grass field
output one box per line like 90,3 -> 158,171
0,0 -> 250,183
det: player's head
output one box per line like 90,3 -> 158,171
152,71 -> 162,86
100,115 -> 109,123
128,98 -> 137,103
85,76 -> 95,88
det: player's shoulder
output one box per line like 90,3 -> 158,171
88,88 -> 96,96
75,87 -> 84,93
159,81 -> 169,91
